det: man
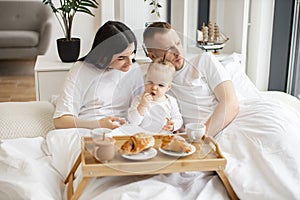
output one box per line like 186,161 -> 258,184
143,22 -> 300,199
143,22 -> 239,137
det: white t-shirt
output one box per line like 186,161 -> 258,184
128,94 -> 183,133
169,52 -> 231,125
54,61 -> 144,120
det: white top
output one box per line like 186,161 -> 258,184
54,61 -> 144,120
169,52 -> 231,124
128,94 -> 183,133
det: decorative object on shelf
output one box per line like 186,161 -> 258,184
42,0 -> 99,62
197,22 -> 229,53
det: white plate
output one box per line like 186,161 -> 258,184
159,144 -> 196,157
121,148 -> 157,161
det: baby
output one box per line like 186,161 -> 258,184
128,58 -> 183,133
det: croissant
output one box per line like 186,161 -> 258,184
120,133 -> 155,154
160,135 -> 191,153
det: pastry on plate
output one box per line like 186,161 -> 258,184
120,132 -> 155,154
160,135 -> 191,153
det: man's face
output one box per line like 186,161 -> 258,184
147,30 -> 185,71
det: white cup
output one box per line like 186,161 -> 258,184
186,123 -> 206,142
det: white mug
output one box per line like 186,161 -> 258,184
186,123 -> 206,142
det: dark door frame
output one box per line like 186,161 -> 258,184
269,0 -> 294,91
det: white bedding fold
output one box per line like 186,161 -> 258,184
0,137 -> 63,200
216,99 -> 300,200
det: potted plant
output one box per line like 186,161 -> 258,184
145,0 -> 162,18
42,0 -> 99,62
43,0 -> 161,62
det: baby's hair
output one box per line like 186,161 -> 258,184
148,56 -> 176,72
147,57 -> 176,79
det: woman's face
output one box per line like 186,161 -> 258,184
109,43 -> 135,72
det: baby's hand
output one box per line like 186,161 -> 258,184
162,118 -> 174,131
140,92 -> 153,107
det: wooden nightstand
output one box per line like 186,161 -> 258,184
34,55 -> 73,101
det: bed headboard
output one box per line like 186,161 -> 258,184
0,101 -> 55,139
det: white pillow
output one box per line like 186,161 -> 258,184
0,101 -> 55,139
46,128 -> 90,178
220,53 -> 261,100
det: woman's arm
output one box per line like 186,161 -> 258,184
54,115 -> 122,129
205,80 -> 239,137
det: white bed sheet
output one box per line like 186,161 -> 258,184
0,137 -> 63,200
1,92 -> 300,200
216,97 -> 300,199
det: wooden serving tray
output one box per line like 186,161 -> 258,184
65,135 -> 238,200
81,135 -> 226,177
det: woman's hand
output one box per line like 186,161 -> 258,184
54,115 -> 125,130
98,116 -> 126,129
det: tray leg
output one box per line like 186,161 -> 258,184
216,170 -> 239,200
70,177 -> 90,200
67,173 -> 74,200
65,153 -> 82,184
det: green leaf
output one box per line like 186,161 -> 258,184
77,7 -> 94,16
80,2 -> 98,8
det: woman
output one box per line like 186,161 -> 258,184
54,21 -> 144,129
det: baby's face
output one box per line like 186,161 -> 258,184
144,64 -> 173,101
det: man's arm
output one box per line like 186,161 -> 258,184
205,80 -> 239,137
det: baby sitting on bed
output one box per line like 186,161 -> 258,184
128,58 -> 183,133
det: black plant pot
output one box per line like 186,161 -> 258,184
57,38 -> 80,62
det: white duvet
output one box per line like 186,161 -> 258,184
1,96 -> 300,200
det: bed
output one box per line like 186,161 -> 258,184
1,54 -> 300,200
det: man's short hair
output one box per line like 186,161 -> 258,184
143,22 -> 172,47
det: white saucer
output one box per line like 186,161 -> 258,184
159,144 -> 196,157
121,148 -> 157,161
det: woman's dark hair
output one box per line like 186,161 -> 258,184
79,21 -> 137,69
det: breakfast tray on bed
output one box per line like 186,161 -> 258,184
64,135 -> 238,200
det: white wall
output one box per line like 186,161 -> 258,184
100,0 -> 168,59
210,0 -> 249,69
246,0 -> 275,91
210,0 -> 275,91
